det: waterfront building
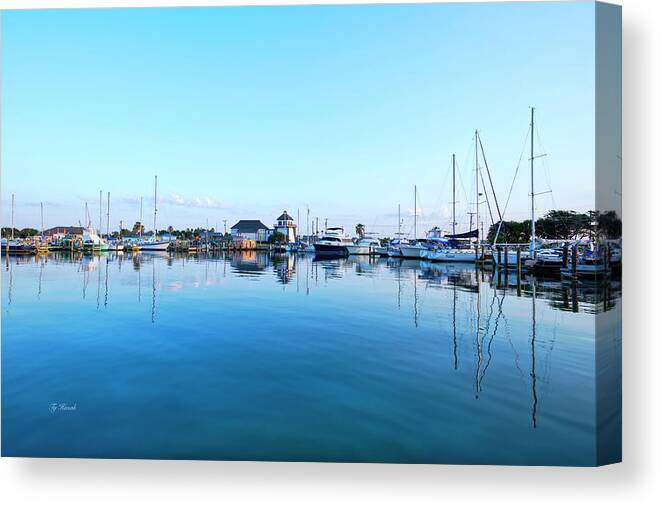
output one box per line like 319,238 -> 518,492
42,226 -> 85,240
230,220 -> 271,242
273,211 -> 297,243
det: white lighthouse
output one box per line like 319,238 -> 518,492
274,211 -> 297,243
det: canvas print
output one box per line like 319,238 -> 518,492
1,1 -> 621,465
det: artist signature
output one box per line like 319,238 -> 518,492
49,402 -> 77,414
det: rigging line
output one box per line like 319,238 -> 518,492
493,124 -> 531,244
535,127 -> 558,211
432,157 -> 454,223
457,136 -> 474,222
480,288 -> 505,385
478,132 -> 503,222
478,158 -> 495,226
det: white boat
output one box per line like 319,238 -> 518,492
139,239 -> 170,251
346,236 -> 380,255
399,242 -> 430,259
428,248 -> 477,263
82,226 -> 109,252
375,245 -> 388,256
313,227 -> 353,256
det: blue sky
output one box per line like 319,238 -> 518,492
1,2 -> 595,236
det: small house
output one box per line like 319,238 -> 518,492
230,220 -> 271,242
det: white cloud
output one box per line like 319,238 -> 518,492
164,193 -> 230,210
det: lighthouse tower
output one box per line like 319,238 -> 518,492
274,211 -> 297,243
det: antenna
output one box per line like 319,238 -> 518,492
530,107 -> 536,257
475,130 -> 480,245
11,194 -> 15,240
452,154 -> 456,236
153,175 -> 158,237
413,185 -> 417,239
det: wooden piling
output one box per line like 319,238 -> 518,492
504,245 -> 509,271
571,244 -> 578,278
516,246 -> 521,296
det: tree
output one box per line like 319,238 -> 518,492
132,222 -> 145,235
1,227 -> 19,238
18,228 -> 38,238
535,210 -> 591,240
594,210 -> 621,240
269,231 -> 286,244
355,223 -> 365,238
487,220 -> 531,244
167,226 -> 174,235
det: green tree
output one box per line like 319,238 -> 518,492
594,210 -> 622,240
487,220 -> 531,244
269,231 -> 286,244
18,228 -> 38,238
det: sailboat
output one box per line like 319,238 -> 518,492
492,109 -> 542,269
82,198 -> 109,252
105,192 -> 124,251
399,186 -> 430,259
428,151 -> 479,263
2,194 -> 35,254
139,175 -> 171,251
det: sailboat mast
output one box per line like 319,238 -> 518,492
452,153 -> 456,236
40,202 -> 44,239
398,203 -> 401,238
99,190 -> 103,233
307,207 -> 310,240
107,192 -> 110,238
153,175 -> 157,238
530,107 -> 536,257
413,185 -> 417,240
475,130 -> 479,245
11,194 -> 15,240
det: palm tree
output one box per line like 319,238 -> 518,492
355,223 -> 365,238
132,221 -> 144,235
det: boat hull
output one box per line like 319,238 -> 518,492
429,249 -> 477,263
139,241 -> 171,251
346,245 -> 371,255
313,243 -> 348,256
399,245 -> 426,259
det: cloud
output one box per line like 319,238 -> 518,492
164,193 -> 231,210
13,201 -> 64,208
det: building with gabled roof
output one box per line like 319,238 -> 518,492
230,220 -> 271,242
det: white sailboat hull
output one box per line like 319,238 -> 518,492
428,249 -> 477,263
399,245 -> 426,259
139,241 -> 170,251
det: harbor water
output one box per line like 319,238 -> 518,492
1,251 -> 621,464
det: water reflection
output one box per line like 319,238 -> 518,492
2,250 -> 621,462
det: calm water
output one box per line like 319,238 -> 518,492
1,251 -> 621,465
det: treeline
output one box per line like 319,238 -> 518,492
487,210 -> 622,243
1,227 -> 39,238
